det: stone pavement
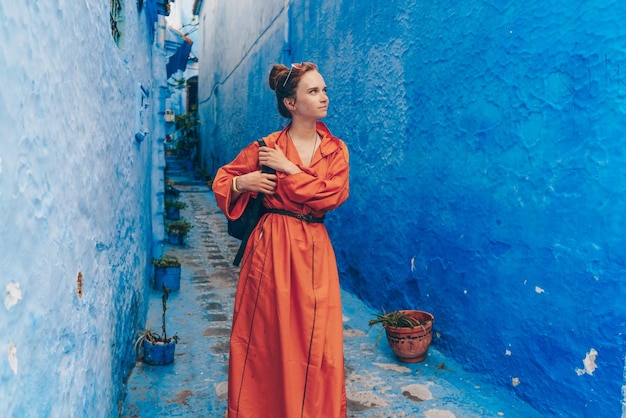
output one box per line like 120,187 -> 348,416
121,166 -> 542,418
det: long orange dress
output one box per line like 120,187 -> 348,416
212,121 -> 349,418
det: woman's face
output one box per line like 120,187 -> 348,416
292,70 -> 329,119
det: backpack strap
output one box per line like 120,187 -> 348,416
232,139 -> 276,266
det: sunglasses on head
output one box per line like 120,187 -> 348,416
283,62 -> 317,87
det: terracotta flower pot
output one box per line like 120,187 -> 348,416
384,310 -> 434,363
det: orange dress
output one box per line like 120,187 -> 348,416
212,121 -> 349,418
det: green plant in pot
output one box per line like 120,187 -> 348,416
165,179 -> 180,198
164,198 -> 187,220
165,219 -> 193,244
134,286 -> 179,365
173,110 -> 199,160
368,308 -> 434,363
151,255 -> 182,291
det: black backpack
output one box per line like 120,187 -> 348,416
228,139 -> 276,266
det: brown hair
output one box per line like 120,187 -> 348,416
268,62 -> 318,118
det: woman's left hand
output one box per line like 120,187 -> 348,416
259,145 -> 301,175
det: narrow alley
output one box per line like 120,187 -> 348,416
120,164 -> 541,418
3,2 -> 623,416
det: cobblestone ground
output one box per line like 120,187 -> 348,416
121,165 -> 542,418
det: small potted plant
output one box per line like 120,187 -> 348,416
164,198 -> 187,220
151,255 -> 181,291
369,309 -> 434,363
134,287 -> 179,365
165,219 -> 193,245
165,179 -> 180,198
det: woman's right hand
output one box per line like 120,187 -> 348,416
259,145 -> 301,175
235,170 -> 277,194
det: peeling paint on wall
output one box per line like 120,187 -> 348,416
4,282 -> 22,310
576,348 -> 598,376
8,342 -> 17,374
622,357 -> 626,418
77,272 -> 84,299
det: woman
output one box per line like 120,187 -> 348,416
212,62 -> 349,418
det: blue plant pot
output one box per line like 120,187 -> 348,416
168,232 -> 184,245
142,339 -> 176,365
166,206 -> 180,220
165,158 -> 185,171
154,266 -> 181,291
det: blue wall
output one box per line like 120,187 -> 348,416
0,2 -> 165,416
196,0 -> 626,416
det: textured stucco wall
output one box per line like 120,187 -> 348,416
196,0 -> 626,416
196,0 -> 289,171
0,2 -> 159,416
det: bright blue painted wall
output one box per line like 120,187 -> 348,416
196,0 -> 626,416
0,2 -> 163,416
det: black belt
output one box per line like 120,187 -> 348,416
265,208 -> 325,223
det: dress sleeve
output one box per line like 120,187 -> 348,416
212,142 -> 261,220
280,140 -> 350,212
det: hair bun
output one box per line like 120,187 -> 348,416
268,64 -> 289,91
